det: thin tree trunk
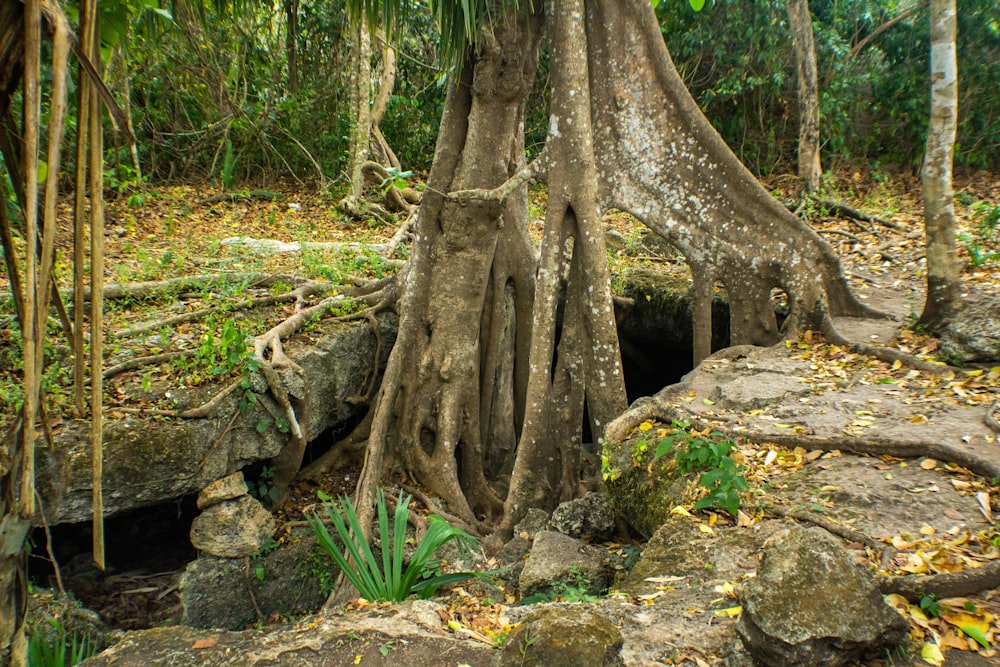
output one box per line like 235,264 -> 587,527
284,0 -> 298,94
787,0 -> 822,193
347,16 -> 372,197
918,0 -> 961,330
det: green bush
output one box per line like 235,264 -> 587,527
307,488 -> 479,602
654,420 -> 749,517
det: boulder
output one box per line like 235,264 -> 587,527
35,314 -> 397,526
180,532 -> 328,629
197,472 -> 249,510
514,508 -> 550,538
941,297 -> 1000,363
550,492 -> 615,540
736,525 -> 908,667
190,495 -> 275,558
519,531 -> 608,598
500,606 -> 623,666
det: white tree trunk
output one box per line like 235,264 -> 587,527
919,0 -> 961,329
786,0 -> 822,193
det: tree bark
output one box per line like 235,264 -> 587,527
284,0 -> 298,94
349,6 -> 545,549
918,0 -> 961,331
346,0 -> 874,576
786,0 -> 822,193
347,15 -> 372,197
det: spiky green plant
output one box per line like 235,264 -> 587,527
307,488 -> 479,602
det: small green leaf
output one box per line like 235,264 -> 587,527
689,0 -> 706,10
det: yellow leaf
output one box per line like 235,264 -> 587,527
447,620 -> 463,631
671,506 -> 693,516
714,606 -> 742,618
354,655 -> 363,665
892,359 -> 903,370
920,524 -> 936,536
702,398 -> 716,405
774,423 -> 794,429
639,421 -> 653,432
920,641 -> 944,666
920,459 -> 939,470
698,524 -> 714,534
964,369 -> 983,377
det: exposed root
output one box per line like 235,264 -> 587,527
880,557 -> 1000,601
116,378 -> 243,419
821,314 -> 955,375
347,312 -> 383,405
817,228 -> 864,244
987,398 -> 1000,434
766,503 -> 896,570
101,351 -> 193,380
114,279 -> 334,340
380,211 -> 415,259
243,556 -> 264,624
606,397 -> 1000,481
82,273 -> 307,302
398,482 -> 485,537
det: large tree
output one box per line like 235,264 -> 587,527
346,0 -> 876,547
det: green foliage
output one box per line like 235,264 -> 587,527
307,488 -> 479,602
249,465 -> 279,506
919,593 -> 941,618
959,202 -> 1000,267
654,420 -> 749,517
657,0 -> 1000,171
197,319 -> 251,376
518,568 -> 599,605
27,620 -> 99,667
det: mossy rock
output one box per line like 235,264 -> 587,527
500,606 -> 623,666
603,431 -> 689,538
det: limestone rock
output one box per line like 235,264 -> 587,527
196,472 -> 249,510
941,297 -> 1000,363
181,532 -> 326,629
190,495 -> 275,558
550,492 -> 615,540
737,526 -> 907,667
519,531 -> 608,598
500,606 -> 623,666
514,508 -> 550,538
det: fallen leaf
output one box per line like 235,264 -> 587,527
713,606 -> 742,617
920,640 -> 944,666
921,459 -> 939,470
976,492 -> 993,522
192,638 -> 217,650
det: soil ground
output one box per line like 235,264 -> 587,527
5,168 -> 1000,665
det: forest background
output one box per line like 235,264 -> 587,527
93,0 -> 998,191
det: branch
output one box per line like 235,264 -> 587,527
880,557 -> 1000,601
447,152 -> 548,204
851,3 -> 926,58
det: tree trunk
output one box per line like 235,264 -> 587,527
918,0 -> 961,331
284,0 -> 298,94
786,0 -> 822,193
349,7 -> 545,551
347,16 -> 371,197
346,0 -> 873,573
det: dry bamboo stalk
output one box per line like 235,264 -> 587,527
20,0 -> 42,519
86,9 -> 106,571
73,0 -> 92,416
